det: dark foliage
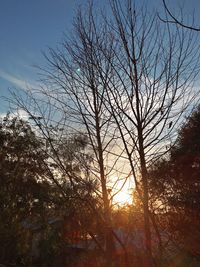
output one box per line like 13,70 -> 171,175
0,115 -> 54,265
149,106 -> 200,256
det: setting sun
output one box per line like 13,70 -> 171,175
111,177 -> 134,206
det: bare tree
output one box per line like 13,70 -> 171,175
91,0 -> 199,265
10,3 -> 132,267
9,0 -> 200,266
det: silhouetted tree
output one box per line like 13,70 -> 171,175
100,1 -> 200,265
0,115 -> 51,265
149,106 -> 200,256
0,114 -> 101,266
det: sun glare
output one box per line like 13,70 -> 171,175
112,177 -> 133,206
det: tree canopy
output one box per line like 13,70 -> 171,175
149,106 -> 200,256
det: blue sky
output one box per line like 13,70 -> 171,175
0,0 -> 200,114
0,0 -> 78,113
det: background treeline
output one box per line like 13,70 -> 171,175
0,106 -> 200,266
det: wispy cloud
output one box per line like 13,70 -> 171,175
0,69 -> 39,90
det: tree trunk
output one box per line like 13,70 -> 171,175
95,108 -> 115,267
138,129 -> 153,267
